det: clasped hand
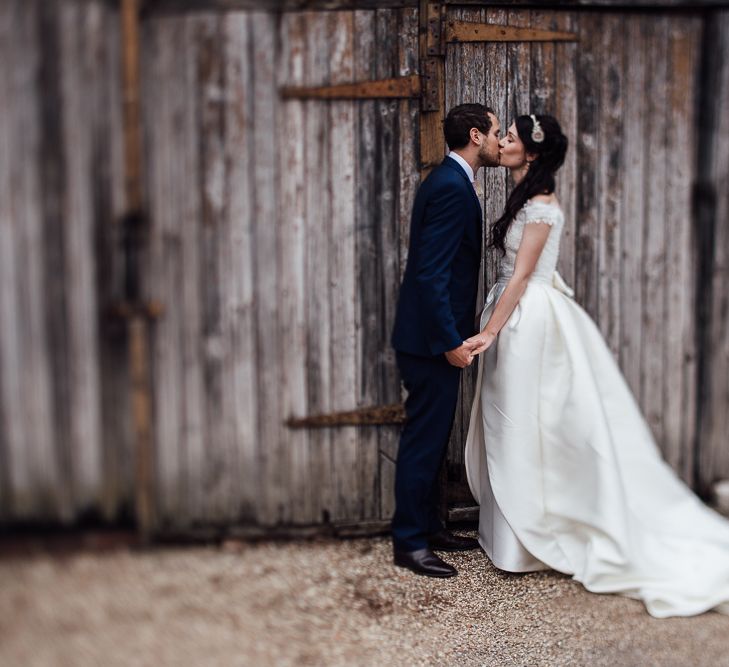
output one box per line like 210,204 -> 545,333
445,330 -> 496,368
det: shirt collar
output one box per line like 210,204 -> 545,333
447,151 -> 475,183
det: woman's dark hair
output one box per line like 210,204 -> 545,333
489,114 -> 568,254
443,103 -> 495,150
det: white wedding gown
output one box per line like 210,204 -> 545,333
465,199 -> 729,618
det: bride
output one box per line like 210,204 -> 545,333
464,113 -> 729,618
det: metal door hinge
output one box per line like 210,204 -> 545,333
280,74 -> 420,100
446,21 -> 578,44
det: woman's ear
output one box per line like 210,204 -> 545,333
526,151 -> 538,164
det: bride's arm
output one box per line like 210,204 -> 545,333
467,222 -> 551,355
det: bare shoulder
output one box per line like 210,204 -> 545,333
529,193 -> 560,207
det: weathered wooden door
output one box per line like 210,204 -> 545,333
0,1 -> 723,535
142,7 -> 423,531
440,7 -> 702,515
138,3 -> 703,532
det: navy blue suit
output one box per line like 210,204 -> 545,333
390,156 -> 483,551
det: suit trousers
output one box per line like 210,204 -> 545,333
392,350 -> 462,551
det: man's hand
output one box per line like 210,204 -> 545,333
445,341 -> 477,368
465,330 -> 497,356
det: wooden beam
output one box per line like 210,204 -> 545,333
446,21 -> 579,43
425,0 -> 445,56
286,403 -> 406,427
121,0 -> 156,541
280,74 -> 420,100
419,1 -> 446,176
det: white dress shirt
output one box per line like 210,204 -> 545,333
447,150 -> 475,184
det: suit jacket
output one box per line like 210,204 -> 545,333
391,156 -> 483,358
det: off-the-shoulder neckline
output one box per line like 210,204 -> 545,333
523,199 -> 563,214
524,199 -> 562,210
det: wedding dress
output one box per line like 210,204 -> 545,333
464,199 -> 729,618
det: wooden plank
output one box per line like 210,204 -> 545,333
378,451 -> 396,521
506,7 -> 530,133
374,7 -> 402,515
665,17 -> 699,480
418,1 -> 445,175
97,1 -> 133,522
120,0 -> 155,536
0,0 -> 35,519
221,12 -> 260,523
529,9 -> 556,116
397,5 -> 420,283
176,15 -> 207,525
31,0 -> 68,519
122,0 -> 144,214
250,10 -> 285,524
353,8 -> 381,521
280,74 -> 420,99
304,10 -> 334,523
595,13 -> 623,357
387,4 -> 420,519
425,0 -> 444,55
143,15 -> 189,525
328,9 -> 359,521
641,14 -> 669,452
276,12 -> 313,523
196,14 -> 229,521
483,7 -> 508,289
60,0 -> 106,516
699,11 -> 729,492
554,10 -> 578,286
446,20 -> 577,43
574,11 -> 600,320
619,14 -> 646,405
679,19 -> 701,486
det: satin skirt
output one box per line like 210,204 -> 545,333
465,272 -> 729,618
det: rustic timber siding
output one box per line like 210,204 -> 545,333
0,0 -> 130,524
0,1 -> 726,533
140,8 -> 419,529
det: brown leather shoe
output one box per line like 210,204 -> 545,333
393,547 -> 457,578
427,529 -> 480,552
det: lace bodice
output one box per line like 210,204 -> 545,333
498,199 -> 564,282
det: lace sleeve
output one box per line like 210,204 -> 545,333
523,201 -> 560,226
524,216 -> 555,226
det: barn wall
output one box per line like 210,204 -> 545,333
140,8 -> 419,529
0,1 -> 720,532
0,0 -> 130,524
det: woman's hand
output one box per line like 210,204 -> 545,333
466,330 -> 497,357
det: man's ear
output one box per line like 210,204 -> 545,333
470,127 -> 482,145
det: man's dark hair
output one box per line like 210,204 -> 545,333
443,103 -> 495,150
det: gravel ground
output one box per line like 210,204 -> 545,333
1,530 -> 729,666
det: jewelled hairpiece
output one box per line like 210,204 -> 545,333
530,114 -> 545,143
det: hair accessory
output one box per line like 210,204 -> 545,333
530,114 -> 545,143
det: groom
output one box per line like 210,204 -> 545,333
390,103 -> 501,577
